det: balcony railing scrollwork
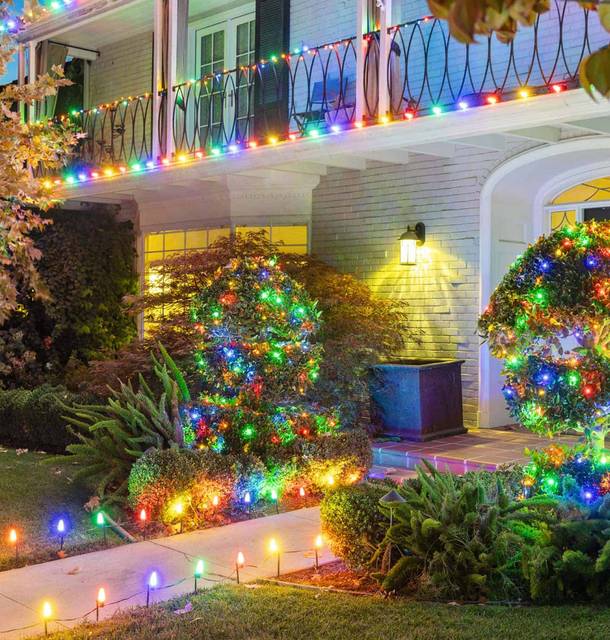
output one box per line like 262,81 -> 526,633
49,1 -> 606,174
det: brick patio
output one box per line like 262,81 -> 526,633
370,428 -> 580,481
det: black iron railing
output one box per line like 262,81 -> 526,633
52,1 -> 606,172
385,1 -> 603,116
172,36 -> 358,152
60,93 -> 156,169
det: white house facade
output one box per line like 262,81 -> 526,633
15,0 -> 610,429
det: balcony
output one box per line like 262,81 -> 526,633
28,0 -> 609,181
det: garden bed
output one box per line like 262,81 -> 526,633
276,560 -> 378,593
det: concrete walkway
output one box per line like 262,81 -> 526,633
0,507 -> 329,639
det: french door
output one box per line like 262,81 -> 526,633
195,8 -> 255,147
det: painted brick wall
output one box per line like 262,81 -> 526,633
309,141 -> 535,428
89,31 -> 153,105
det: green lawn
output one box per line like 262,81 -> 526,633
0,449 -> 120,571
40,584 -> 610,640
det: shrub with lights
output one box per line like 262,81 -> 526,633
127,255 -> 370,526
479,220 -> 610,500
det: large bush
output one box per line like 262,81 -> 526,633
0,384 -> 93,452
0,206 -> 137,388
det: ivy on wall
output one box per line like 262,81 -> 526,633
0,206 -> 138,387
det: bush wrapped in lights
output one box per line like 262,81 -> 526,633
127,255 -> 370,525
479,221 -> 610,452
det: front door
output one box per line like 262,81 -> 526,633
195,7 -> 255,147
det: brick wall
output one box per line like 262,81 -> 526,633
310,141 -> 535,428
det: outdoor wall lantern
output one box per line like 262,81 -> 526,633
399,223 -> 426,265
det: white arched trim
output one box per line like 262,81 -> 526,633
479,136 -> 610,428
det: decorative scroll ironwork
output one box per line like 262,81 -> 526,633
172,37 -> 358,152
386,1 -> 602,116
67,93 -> 154,168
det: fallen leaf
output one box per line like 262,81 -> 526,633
174,602 -> 193,615
66,566 -> 81,575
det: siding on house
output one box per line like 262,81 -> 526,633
310,139 -> 538,428
88,31 -> 153,105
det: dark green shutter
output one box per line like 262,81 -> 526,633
254,0 -> 290,139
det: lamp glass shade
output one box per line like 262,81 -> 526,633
400,237 -> 417,265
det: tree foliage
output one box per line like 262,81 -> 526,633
88,232 -> 419,426
428,0 -> 610,98
0,6 -> 76,321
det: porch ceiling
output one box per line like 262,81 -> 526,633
18,0 -> 152,49
61,88 -> 610,203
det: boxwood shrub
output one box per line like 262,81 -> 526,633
0,385 -> 94,452
320,479 -> 395,569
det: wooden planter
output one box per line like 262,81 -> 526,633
370,359 -> 466,441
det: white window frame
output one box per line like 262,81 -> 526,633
545,199 -> 610,233
188,3 -> 256,82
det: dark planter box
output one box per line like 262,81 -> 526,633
370,359 -> 466,441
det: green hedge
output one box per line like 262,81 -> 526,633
320,480 -> 395,569
0,385 -> 93,452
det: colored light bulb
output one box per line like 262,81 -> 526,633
42,601 -> 52,619
8,528 -> 17,544
148,571 -> 158,588
299,487 -> 305,497
96,512 -> 105,526
270,489 -> 278,501
57,519 -> 65,534
315,534 -> 323,549
269,538 -> 279,553
139,509 -> 147,522
236,551 -> 245,567
195,559 -> 204,578
244,491 -> 251,504
97,587 -> 106,605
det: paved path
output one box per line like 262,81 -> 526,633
0,507 -> 329,639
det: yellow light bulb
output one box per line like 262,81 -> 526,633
315,534 -> 323,549
42,601 -> 52,619
269,538 -> 279,553
97,587 -> 106,605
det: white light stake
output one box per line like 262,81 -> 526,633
194,559 -> 204,592
57,519 -> 65,551
269,538 -> 280,577
236,551 -> 245,584
96,512 -> 107,544
8,528 -> 17,560
314,534 -> 323,571
271,488 -> 279,514
299,486 -> 306,498
96,587 -> 106,622
42,601 -> 52,637
147,571 -> 158,607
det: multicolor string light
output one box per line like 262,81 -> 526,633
42,77 -> 570,191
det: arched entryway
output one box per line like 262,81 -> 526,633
479,137 -> 610,428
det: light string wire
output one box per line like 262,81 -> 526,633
0,542 -> 320,635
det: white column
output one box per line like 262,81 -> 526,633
17,44 -> 26,122
27,40 -> 37,122
152,0 -> 163,160
378,0 -> 392,118
164,0 -> 178,158
355,0 -> 366,123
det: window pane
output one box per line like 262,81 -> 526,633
163,231 -> 185,251
186,229 -> 207,249
236,225 -> 269,237
213,31 -> 224,66
201,34 -> 212,66
208,228 -> 231,244
237,22 -> 248,56
550,210 -> 576,232
584,206 -> 610,222
145,233 -> 164,252
144,251 -> 164,266
271,225 -> 308,246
